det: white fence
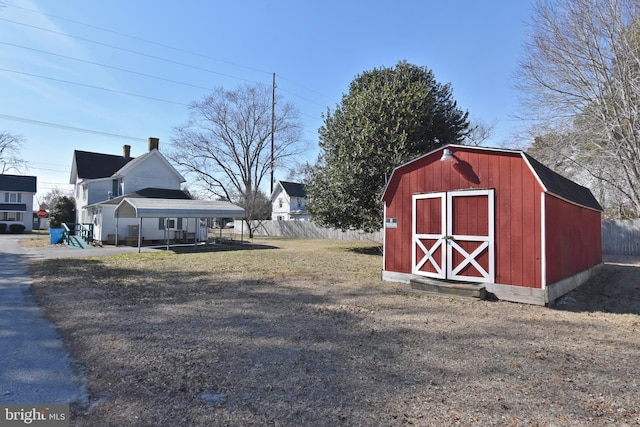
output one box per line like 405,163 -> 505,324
602,219 -> 640,256
235,220 -> 383,242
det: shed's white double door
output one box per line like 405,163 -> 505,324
412,190 -> 495,283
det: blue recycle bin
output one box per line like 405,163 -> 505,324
49,228 -> 64,244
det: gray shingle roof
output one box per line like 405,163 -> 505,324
523,153 -> 603,211
98,188 -> 193,206
279,181 -> 306,198
0,175 -> 37,192
0,203 -> 27,211
73,150 -> 133,179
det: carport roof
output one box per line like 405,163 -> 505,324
114,198 -> 245,219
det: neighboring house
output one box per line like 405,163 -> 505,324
70,137 -> 196,243
86,187 -> 196,244
0,174 -> 37,233
271,181 -> 310,221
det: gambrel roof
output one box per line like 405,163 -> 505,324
522,153 -> 602,211
382,144 -> 603,212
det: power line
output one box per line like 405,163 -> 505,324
1,11 -> 330,137
3,7 -> 332,104
0,67 -> 189,106
6,3 -> 274,77
0,17 -> 259,84
37,182 -> 72,186
2,41 -> 329,114
0,42 -> 214,91
29,166 -> 69,173
277,74 -> 333,101
0,113 -> 146,141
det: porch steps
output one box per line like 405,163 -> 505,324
410,277 -> 486,300
64,235 -> 92,249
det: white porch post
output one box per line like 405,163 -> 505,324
138,217 -> 142,253
166,218 -> 170,251
115,215 -> 119,247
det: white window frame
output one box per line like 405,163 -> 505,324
1,212 -> 23,221
4,192 -> 22,203
159,217 -> 183,230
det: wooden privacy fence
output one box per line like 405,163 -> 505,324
234,219 -> 638,255
237,220 -> 383,242
602,219 -> 640,256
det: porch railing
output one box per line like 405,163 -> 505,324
62,223 -> 94,247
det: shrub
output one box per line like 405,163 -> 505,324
9,224 -> 25,234
49,196 -> 76,228
0,223 -> 6,233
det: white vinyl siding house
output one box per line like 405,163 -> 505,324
71,138 -> 189,243
271,181 -> 310,221
71,138 -> 245,245
0,175 -> 37,232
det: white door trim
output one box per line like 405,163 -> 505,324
446,189 -> 495,283
412,193 -> 446,279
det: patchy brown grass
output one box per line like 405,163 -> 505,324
29,238 -> 640,426
19,233 -> 61,248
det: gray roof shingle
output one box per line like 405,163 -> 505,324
279,181 -> 306,198
0,175 -> 37,192
73,150 -> 133,179
98,188 -> 192,205
523,153 -> 603,211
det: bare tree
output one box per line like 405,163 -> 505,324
37,188 -> 73,210
516,0 -> 640,216
464,118 -> 496,147
169,83 -> 304,235
0,131 -> 26,174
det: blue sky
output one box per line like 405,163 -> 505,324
0,0 -> 532,200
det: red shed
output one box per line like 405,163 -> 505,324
381,145 -> 602,305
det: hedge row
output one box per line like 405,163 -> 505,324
0,223 -> 26,233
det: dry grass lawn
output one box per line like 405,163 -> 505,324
28,238 -> 640,426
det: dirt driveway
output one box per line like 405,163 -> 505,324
27,240 -> 640,426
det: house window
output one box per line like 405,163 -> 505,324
158,218 -> 183,230
112,179 -> 123,196
278,198 -> 283,208
4,193 -> 22,203
277,215 -> 284,221
1,212 -> 23,221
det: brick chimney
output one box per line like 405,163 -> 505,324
148,137 -> 159,151
123,144 -> 131,159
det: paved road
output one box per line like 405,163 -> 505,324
0,234 -> 87,405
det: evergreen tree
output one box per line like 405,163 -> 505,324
307,61 -> 469,231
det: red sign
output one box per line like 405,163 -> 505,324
37,209 -> 48,218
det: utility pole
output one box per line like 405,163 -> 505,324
270,72 -> 276,195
